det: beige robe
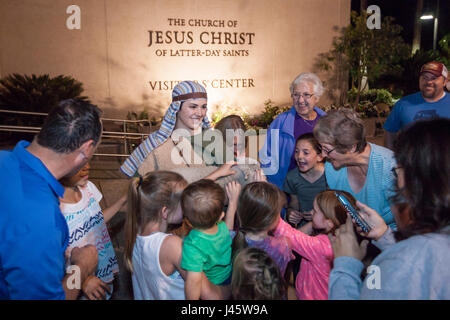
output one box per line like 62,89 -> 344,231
137,136 -> 261,196
137,136 -> 206,175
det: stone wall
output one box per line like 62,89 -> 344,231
1,0 -> 350,118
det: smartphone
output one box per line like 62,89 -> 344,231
335,192 -> 371,233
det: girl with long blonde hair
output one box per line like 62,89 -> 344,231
124,171 -> 226,300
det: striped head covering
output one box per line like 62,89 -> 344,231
120,81 -> 211,177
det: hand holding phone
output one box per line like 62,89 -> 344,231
355,201 -> 389,240
335,192 -> 371,233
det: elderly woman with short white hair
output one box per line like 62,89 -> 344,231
313,108 -> 397,229
259,72 -> 327,189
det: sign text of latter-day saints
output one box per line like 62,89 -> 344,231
148,17 -> 256,91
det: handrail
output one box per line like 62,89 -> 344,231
0,108 -> 152,124
0,108 -> 153,157
0,109 -> 47,116
0,125 -> 149,138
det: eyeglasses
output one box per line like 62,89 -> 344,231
321,146 -> 336,156
292,92 -> 314,100
391,166 -> 403,179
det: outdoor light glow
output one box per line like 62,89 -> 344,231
420,15 -> 434,20
0,0 -> 351,117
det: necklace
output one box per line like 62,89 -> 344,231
300,116 -> 316,128
298,110 -> 317,127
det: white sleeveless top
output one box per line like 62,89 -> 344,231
132,232 -> 185,300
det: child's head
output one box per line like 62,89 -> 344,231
232,247 -> 286,300
294,132 -> 324,173
124,171 -> 187,271
214,115 -> 247,158
312,190 -> 356,234
59,162 -> 90,188
181,179 -> 225,230
236,182 -> 283,232
232,182 -> 283,254
214,115 -> 246,133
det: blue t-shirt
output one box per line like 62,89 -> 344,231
384,92 -> 450,132
324,143 -> 397,229
0,141 -> 69,299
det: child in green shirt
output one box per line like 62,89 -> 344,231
180,179 -> 236,300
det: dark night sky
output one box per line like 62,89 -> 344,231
351,0 -> 450,51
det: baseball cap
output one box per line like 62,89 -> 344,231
420,61 -> 448,78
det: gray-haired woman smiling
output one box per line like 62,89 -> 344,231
328,118 -> 450,299
259,72 -> 327,190
313,108 -> 397,229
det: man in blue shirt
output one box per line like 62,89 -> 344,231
0,99 -> 102,299
384,61 -> 449,149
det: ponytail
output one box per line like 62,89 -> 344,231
232,247 -> 286,300
231,227 -> 248,261
258,255 -> 287,300
123,171 -> 187,272
231,182 -> 281,259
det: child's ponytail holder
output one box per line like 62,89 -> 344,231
138,176 -> 143,187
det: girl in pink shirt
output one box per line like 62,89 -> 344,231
274,190 -> 356,300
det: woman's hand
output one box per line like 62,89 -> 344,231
328,215 -> 369,261
82,275 -> 111,300
355,201 -> 388,241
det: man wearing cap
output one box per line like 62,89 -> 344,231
384,61 -> 449,149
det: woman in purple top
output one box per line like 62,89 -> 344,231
259,72 -> 327,190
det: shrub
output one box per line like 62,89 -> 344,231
0,73 -> 89,112
0,73 -> 89,143
256,100 -> 290,128
209,104 -> 251,128
348,88 -> 394,106
208,100 -> 290,130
